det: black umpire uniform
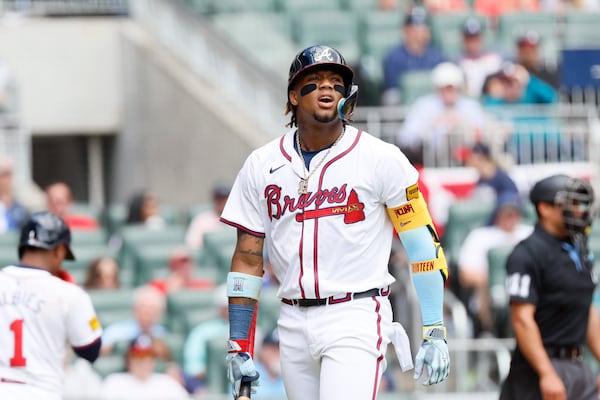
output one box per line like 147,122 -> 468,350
500,174 -> 599,400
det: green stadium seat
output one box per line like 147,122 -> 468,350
398,70 -> 434,106
163,332 -> 187,366
167,289 -> 219,334
185,203 -> 213,226
563,12 -> 600,48
88,288 -> 135,327
203,229 -> 237,281
487,245 -> 515,337
0,231 -> 19,247
496,12 -> 559,57
292,10 -> 361,64
358,10 -> 402,58
93,354 -> 125,378
211,0 -> 277,13
71,228 -> 108,246
71,202 -> 102,224
430,13 -> 489,59
206,337 -> 228,394
340,0 -> 378,10
104,204 -> 127,234
442,198 -> 495,265
278,0 -> 340,12
64,243 -> 118,283
258,287 -> 281,333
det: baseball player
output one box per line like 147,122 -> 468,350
500,175 -> 600,400
221,45 -> 450,400
0,211 -> 102,400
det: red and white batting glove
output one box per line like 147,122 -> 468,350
226,339 -> 259,399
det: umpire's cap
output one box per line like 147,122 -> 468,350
288,45 -> 354,93
18,211 -> 75,260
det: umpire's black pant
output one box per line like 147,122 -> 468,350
499,358 -> 597,400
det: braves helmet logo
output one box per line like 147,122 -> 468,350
314,48 -> 334,62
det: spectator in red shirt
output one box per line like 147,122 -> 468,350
149,246 -> 214,294
45,182 -> 99,231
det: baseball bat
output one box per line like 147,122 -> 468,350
238,381 -> 251,399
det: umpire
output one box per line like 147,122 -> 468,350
500,174 -> 600,400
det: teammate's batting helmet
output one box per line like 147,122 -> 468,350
18,211 -> 75,260
288,45 -> 354,95
530,174 -> 595,235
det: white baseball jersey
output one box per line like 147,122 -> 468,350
221,126 -> 419,299
0,265 -> 102,398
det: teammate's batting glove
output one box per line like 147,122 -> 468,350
226,339 -> 260,399
413,326 -> 450,386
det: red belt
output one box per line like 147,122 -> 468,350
0,377 -> 25,384
282,286 -> 390,307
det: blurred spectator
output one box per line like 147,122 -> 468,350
83,256 -> 121,290
182,284 -> 231,394
482,61 -> 558,105
397,62 -> 485,151
0,55 -> 17,113
100,335 -> 189,400
457,192 -> 533,336
185,182 -> 232,250
455,142 -> 519,205
101,285 -> 168,356
377,0 -> 399,10
382,6 -> 446,105
515,30 -> 560,90
474,0 -> 539,25
252,328 -> 286,399
423,0 -> 469,13
0,157 -> 28,231
149,246 -> 214,294
46,181 -> 100,231
541,0 -> 600,12
126,190 -> 166,229
456,17 -> 504,98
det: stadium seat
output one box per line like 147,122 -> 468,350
92,354 -> 125,378
339,0 -> 378,10
291,10 -> 361,64
258,286 -> 281,333
71,228 -> 109,246
487,245 -> 515,337
211,0 -> 277,13
398,70 -> 434,106
496,12 -> 560,63
0,231 -> 19,247
88,288 -> 135,327
358,9 -> 402,59
206,337 -> 228,394
442,198 -> 495,265
185,202 -> 212,226
203,229 -> 238,282
563,12 -> 600,48
278,0 -> 340,12
167,289 -> 218,334
430,13 -> 489,59
64,243 -> 118,281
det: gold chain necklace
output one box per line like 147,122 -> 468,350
295,128 -> 345,195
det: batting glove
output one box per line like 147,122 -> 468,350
226,340 -> 259,399
413,326 -> 450,386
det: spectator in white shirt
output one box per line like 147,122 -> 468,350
397,61 -> 486,153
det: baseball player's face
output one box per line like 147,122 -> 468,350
289,69 -> 345,125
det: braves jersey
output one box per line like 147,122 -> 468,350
0,265 -> 102,396
221,126 -> 419,299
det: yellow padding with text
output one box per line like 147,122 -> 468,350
387,194 -> 432,233
411,246 -> 449,279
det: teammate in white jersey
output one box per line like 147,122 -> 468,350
0,211 -> 102,400
221,45 -> 450,400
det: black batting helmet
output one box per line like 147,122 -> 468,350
19,211 -> 75,260
287,45 -> 354,94
529,174 -> 595,235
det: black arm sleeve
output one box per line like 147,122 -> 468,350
73,337 -> 102,363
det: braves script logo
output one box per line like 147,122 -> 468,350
314,47 -> 333,62
265,184 -> 365,224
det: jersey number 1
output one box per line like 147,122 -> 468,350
9,319 -> 27,367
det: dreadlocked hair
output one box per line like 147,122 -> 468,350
285,101 -> 297,128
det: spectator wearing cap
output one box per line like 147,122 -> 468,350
397,62 -> 485,152
515,30 -> 560,90
382,6 -> 447,105
457,192 -> 533,336
482,60 -> 557,105
456,142 -> 519,206
185,182 -> 232,250
100,334 -> 189,400
456,17 -> 505,98
148,246 -> 214,294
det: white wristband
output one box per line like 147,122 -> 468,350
227,272 -> 263,300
